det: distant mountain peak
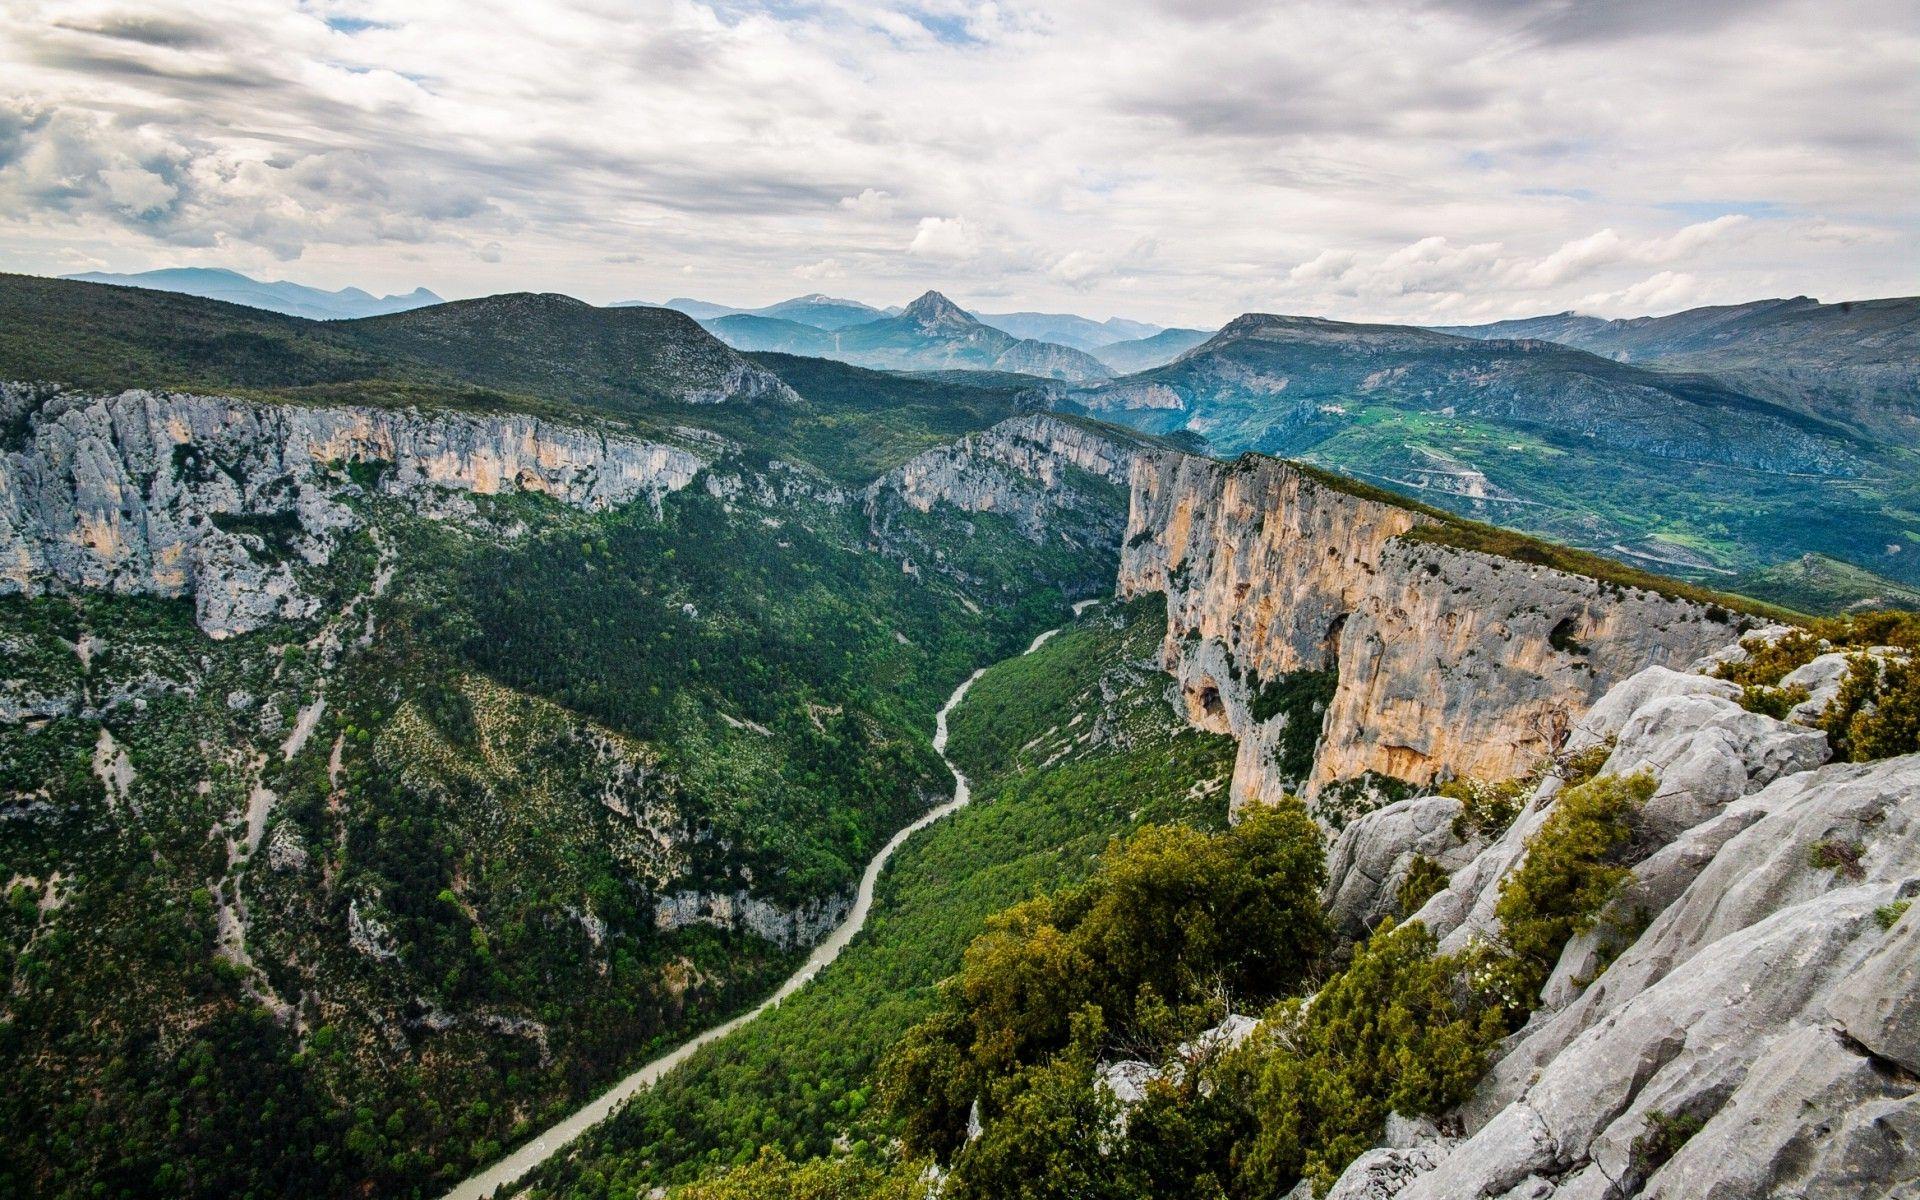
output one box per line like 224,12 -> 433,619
902,290 -> 970,322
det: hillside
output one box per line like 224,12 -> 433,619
62,267 -> 443,320
0,274 -> 795,418
1091,325 -> 1214,372
1065,311 -> 1920,584
699,291 -> 1116,383
1440,295 -> 1920,439
1730,552 -> 1920,615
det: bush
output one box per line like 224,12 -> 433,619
1736,683 -> 1810,719
883,805 -> 1329,1160
1631,1110 -> 1705,1178
1444,775 -> 1529,840
1493,772 -> 1653,999
1228,920 -> 1506,1194
675,1148 -> 931,1200
1395,854 -> 1451,917
1819,654 -> 1920,762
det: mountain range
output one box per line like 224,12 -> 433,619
1,268 -> 1914,1200
61,267 -> 442,321
1063,305 -> 1919,587
694,290 -> 1119,382
1439,295 -> 1920,440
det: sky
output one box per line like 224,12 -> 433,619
0,0 -> 1914,328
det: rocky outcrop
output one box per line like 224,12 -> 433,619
1323,640 -> 1920,1200
864,414 -> 1144,593
1118,451 -> 1744,813
866,414 -> 1137,540
1,385 -> 703,636
652,887 -> 852,950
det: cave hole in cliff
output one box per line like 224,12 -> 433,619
1549,615 -> 1590,656
1322,613 -> 1349,662
1194,681 -> 1227,719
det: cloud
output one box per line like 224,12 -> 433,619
1575,270 -> 1705,314
840,188 -> 896,218
908,215 -> 982,260
0,0 -> 1908,322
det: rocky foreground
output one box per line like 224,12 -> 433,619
1163,626 -> 1917,1199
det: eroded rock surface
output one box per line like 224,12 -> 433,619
1118,451 -> 1742,812
1325,639 -> 1919,1200
1,385 -> 703,635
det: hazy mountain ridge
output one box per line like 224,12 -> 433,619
62,267 -> 442,321
1064,309 -> 1920,585
1439,294 -> 1920,439
1090,325 -> 1215,372
698,290 -> 1115,382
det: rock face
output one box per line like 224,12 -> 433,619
652,888 -> 852,949
1117,451 -> 1742,813
1,385 -> 703,636
1324,641 -> 1920,1200
864,414 -> 1144,593
866,414 -> 1137,540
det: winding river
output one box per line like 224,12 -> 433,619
439,612 -> 1082,1200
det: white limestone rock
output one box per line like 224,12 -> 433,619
1322,795 -> 1475,937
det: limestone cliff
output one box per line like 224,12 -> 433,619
0,384 -> 703,636
1319,643 -> 1920,1200
864,414 -> 1144,592
1118,451 -> 1743,814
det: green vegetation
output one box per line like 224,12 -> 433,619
1492,772 -> 1653,999
1730,553 -> 1920,616
674,1150 -> 930,1200
1808,838 -> 1866,880
1875,900 -> 1912,931
1631,1110 -> 1706,1178
1228,920 -> 1506,1193
1395,854 -> 1452,917
1712,612 -> 1919,761
1820,654 -> 1920,762
525,598 -> 1237,1198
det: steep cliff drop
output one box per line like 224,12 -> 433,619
1117,450 -> 1749,820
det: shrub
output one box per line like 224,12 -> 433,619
1395,854 -> 1451,917
1875,900 -> 1912,931
675,1147 -> 931,1200
1808,838 -> 1866,880
1493,772 -> 1653,999
1714,629 -> 1821,688
1631,1110 -> 1705,1178
1819,654 -> 1920,762
1736,683 -> 1810,719
883,805 -> 1329,1159
1444,775 -> 1529,840
1228,920 -> 1506,1194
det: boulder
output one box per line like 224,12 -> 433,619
1322,796 -> 1475,937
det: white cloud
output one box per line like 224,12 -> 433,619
796,257 -> 845,280
839,188 -> 896,218
0,0 -> 1909,323
908,215 -> 982,260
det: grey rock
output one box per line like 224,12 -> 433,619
1323,795 -> 1475,937
652,887 -> 852,949
1,385 -> 703,636
1642,1024 -> 1920,1200
1826,891 -> 1920,1072
1605,691 -> 1829,833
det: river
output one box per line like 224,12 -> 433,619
438,609 -> 1085,1199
